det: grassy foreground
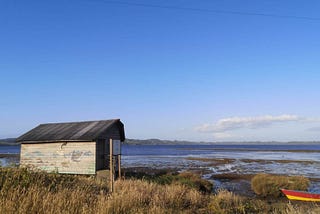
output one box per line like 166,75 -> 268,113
1,168 -> 320,214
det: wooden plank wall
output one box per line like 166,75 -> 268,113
20,142 -> 96,174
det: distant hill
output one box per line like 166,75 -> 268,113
124,138 -> 198,145
0,138 -> 196,145
123,139 -> 320,145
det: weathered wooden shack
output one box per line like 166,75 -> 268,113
16,119 -> 125,175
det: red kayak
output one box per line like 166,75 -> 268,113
281,189 -> 320,202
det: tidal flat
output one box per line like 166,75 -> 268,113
120,144 -> 320,195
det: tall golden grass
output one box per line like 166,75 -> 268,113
251,173 -> 310,197
0,168 -> 209,213
1,168 -> 319,214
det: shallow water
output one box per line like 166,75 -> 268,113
0,145 -> 20,154
0,158 -> 7,166
121,144 -> 320,180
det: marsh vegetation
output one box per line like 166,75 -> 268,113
1,167 -> 320,213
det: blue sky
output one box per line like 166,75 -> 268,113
1,0 -> 320,141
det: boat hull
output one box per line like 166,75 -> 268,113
281,189 -> 320,202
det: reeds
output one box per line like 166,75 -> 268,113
0,168 -> 208,213
251,173 -> 310,197
98,179 -> 209,213
0,168 -> 319,214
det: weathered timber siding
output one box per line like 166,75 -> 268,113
20,142 -> 96,174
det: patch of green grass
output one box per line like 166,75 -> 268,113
123,168 -> 213,193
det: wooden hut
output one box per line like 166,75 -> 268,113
16,119 -> 125,175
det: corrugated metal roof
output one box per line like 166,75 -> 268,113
16,119 -> 125,143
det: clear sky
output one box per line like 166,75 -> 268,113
1,0 -> 320,142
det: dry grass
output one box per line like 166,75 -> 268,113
0,167 -> 209,213
251,173 -> 310,198
209,190 -> 320,214
209,190 -> 247,213
99,179 -> 209,213
0,167 -> 106,214
279,203 -> 320,214
1,168 -> 319,214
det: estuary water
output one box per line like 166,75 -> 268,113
121,144 -> 320,179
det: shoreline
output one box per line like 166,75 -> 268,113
0,154 -> 19,158
0,154 -> 20,167
186,157 -> 319,165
